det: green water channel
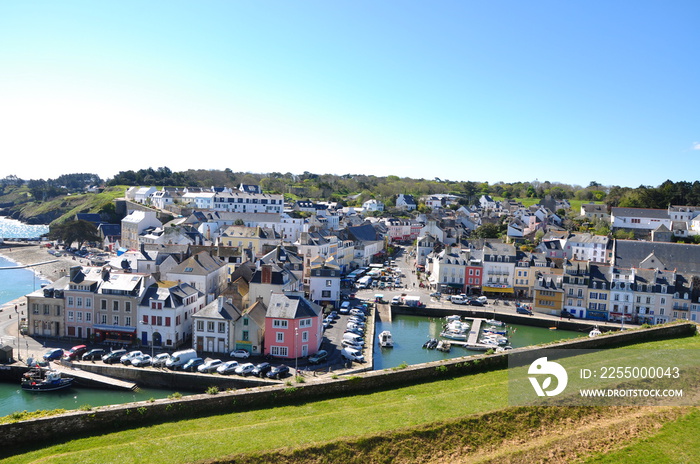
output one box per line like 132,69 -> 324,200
373,314 -> 585,370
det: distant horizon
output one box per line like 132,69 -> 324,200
5,166 -> 695,191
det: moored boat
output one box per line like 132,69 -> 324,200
21,369 -> 73,392
589,326 -> 602,337
378,330 -> 394,348
485,319 -> 504,327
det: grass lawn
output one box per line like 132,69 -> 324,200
5,334 -> 699,464
583,409 -> 700,464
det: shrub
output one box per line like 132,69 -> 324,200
206,386 -> 220,395
167,392 -> 182,400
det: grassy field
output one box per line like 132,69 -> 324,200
4,334 -> 698,464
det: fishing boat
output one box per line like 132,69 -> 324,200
589,326 -> 602,337
378,330 -> 394,348
21,369 -> 73,392
440,330 -> 468,341
485,319 -> 504,327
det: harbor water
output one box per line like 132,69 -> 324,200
373,314 -> 585,370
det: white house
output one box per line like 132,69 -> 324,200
139,282 -> 203,350
362,199 -> 384,213
396,194 -> 417,211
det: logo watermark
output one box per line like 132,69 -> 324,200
508,349 -> 699,406
528,357 -> 568,397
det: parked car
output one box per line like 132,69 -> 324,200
182,357 -> 205,372
230,349 -> 250,359
345,327 -> 363,336
166,349 -> 198,370
235,362 -> 256,376
102,349 -> 127,364
339,301 -> 351,314
308,350 -> 328,364
120,350 -> 144,365
341,339 -> 364,350
266,365 -> 290,379
64,345 -> 88,360
429,292 -> 442,298
131,354 -> 153,367
198,359 -> 223,373
81,348 -> 105,361
341,347 -> 365,363
469,299 -> 484,307
43,348 -> 64,361
391,296 -> 400,305
151,353 -> 171,367
517,306 -> 534,315
476,296 -> 488,304
251,362 -> 272,377
216,360 -> 240,375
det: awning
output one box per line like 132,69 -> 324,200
93,324 -> 137,334
483,286 -> 514,293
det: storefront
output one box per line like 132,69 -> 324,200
93,324 -> 137,345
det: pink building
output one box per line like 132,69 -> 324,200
264,293 -> 323,359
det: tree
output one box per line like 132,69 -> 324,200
48,220 -> 101,250
473,223 -> 501,239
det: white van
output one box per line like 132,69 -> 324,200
341,347 -> 365,363
450,295 -> 466,305
166,349 -> 198,370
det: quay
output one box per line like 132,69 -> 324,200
53,362 -> 138,391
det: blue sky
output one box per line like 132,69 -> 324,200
1,1 -> 698,188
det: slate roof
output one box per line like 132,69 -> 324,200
611,207 -> 669,219
267,293 -> 322,319
614,240 -> 700,274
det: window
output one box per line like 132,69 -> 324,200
243,318 -> 249,326
113,301 -> 119,311
271,346 -> 288,357
276,332 -> 284,342
101,299 -> 107,310
101,314 -> 107,324
76,297 -> 82,307
197,320 -> 204,331
322,290 -> 331,298
125,302 -> 131,313
242,330 -> 249,341
77,312 -> 83,322
326,280 -> 332,287
273,319 -> 288,328
125,316 -> 131,326
113,315 -> 119,325
43,304 -> 50,315
67,296 -> 74,306
302,331 -> 309,342
207,321 -> 215,332
218,322 -> 226,333
68,311 -> 74,321
85,298 -> 92,308
165,317 -> 171,326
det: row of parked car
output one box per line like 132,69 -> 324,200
43,345 -> 291,380
334,301 -> 370,363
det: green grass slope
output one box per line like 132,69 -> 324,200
3,334 -> 698,464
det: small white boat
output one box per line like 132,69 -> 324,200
589,326 -> 602,337
485,319 -> 504,327
445,315 -> 461,323
378,330 -> 394,348
440,330 -> 468,341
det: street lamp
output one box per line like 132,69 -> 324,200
294,327 -> 298,378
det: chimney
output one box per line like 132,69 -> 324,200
262,264 -> 272,284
